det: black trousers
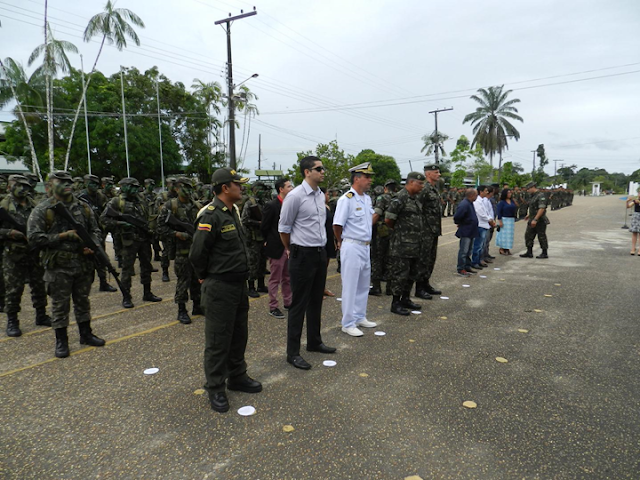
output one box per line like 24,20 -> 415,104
287,245 -> 327,356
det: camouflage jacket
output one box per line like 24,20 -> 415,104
418,182 -> 442,236
241,196 -> 265,242
157,197 -> 202,256
0,195 -> 37,258
101,195 -> 151,245
528,191 -> 549,223
385,188 -> 423,258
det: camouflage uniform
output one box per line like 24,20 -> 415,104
1,175 -> 50,337
523,188 -> 549,256
241,185 -> 268,296
0,174 -> 7,313
143,179 -> 162,261
416,179 -> 442,297
440,189 -> 449,217
155,178 -> 178,281
447,189 -> 456,216
370,185 -> 395,294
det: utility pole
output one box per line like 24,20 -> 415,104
258,134 -> 261,170
80,55 -> 91,175
553,159 -> 563,182
428,107 -> 453,164
156,78 -> 165,191
531,149 -> 536,178
120,66 -> 130,177
215,8 -> 257,171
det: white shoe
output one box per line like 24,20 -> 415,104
341,326 -> 364,337
356,319 -> 377,328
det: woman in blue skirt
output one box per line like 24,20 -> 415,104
496,189 -> 517,255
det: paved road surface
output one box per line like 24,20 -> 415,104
1,195 -> 638,479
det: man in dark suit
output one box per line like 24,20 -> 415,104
453,188 -> 480,277
261,178 -> 293,319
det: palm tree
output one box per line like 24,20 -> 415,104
235,85 -> 259,164
463,85 -> 523,168
64,0 -> 145,169
192,78 -> 223,171
28,24 -> 78,173
421,130 -> 449,163
0,58 -> 45,180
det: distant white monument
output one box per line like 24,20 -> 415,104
629,181 -> 639,196
590,182 -> 601,196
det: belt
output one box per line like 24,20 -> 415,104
342,238 -> 370,246
291,244 -> 324,251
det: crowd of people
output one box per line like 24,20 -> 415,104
2,159 -> 573,414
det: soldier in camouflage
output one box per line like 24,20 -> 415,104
27,171 -> 105,358
1,175 -> 51,337
520,181 -> 550,259
370,179 -> 397,296
385,172 -> 425,316
157,177 -> 202,324
241,181 -> 269,298
0,174 -> 6,313
143,178 -> 162,262
101,177 -> 162,309
156,177 -> 177,282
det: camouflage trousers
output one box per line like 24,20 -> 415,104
174,254 -> 201,304
418,233 -> 439,284
0,249 -> 4,307
3,251 -> 47,314
160,239 -> 173,270
121,239 -> 153,293
45,267 -> 94,329
524,221 -> 548,250
371,235 -> 390,282
246,239 -> 267,281
447,202 -> 454,216
386,256 -> 421,296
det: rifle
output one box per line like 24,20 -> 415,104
0,207 -> 27,237
104,204 -> 150,234
165,211 -> 195,236
51,202 -> 126,295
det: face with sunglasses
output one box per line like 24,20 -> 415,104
306,161 -> 326,186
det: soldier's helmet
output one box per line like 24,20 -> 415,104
119,177 -> 140,187
48,171 -> 73,182
373,185 -> 384,195
175,176 -> 192,186
8,174 -> 31,187
144,178 -> 155,186
101,176 -> 114,185
84,174 -> 100,184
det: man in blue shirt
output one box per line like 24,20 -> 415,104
453,188 -> 479,276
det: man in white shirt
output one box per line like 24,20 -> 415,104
333,162 -> 377,337
472,185 -> 495,269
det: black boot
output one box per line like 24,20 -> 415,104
162,268 -> 170,282
536,250 -> 549,259
390,296 -> 410,316
247,280 -> 259,298
142,284 -> 162,302
35,307 -> 52,327
0,302 -> 4,313
401,294 -> 421,311
425,283 -> 442,295
150,265 -> 159,273
116,256 -> 122,269
520,248 -> 534,258
257,277 -> 268,293
122,290 -> 134,308
6,312 -> 22,337
177,303 -> 192,324
369,281 -> 382,296
192,301 -> 204,316
55,328 -> 70,358
414,283 -> 433,300
99,279 -> 117,292
78,322 -> 106,347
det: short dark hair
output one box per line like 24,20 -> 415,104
500,188 -> 510,201
300,156 -> 320,177
213,182 -> 231,195
350,172 -> 364,184
486,186 -> 494,194
275,177 -> 289,193
477,185 -> 487,195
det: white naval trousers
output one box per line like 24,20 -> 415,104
339,240 -> 371,328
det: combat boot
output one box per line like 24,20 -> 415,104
116,255 -> 123,269
150,265 -> 159,273
122,291 -> 134,309
162,268 -> 170,282
257,277 -> 268,294
192,301 -> 204,317
425,283 -> 442,295
520,248 -> 534,258
54,328 -> 70,358
177,303 -> 192,324
401,294 -> 421,311
414,283 -> 432,300
536,250 -> 549,259
247,280 -> 259,298
35,307 -> 52,327
78,322 -> 106,347
142,284 -> 162,303
390,296 -> 410,316
99,279 -> 117,292
369,281 -> 382,296
6,312 -> 22,337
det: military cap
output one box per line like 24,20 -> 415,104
144,178 -> 155,185
211,168 -> 249,187
252,180 -> 266,189
525,181 -> 537,189
166,176 -> 177,183
101,176 -> 114,184
73,176 -> 83,183
8,174 -> 31,186
25,172 -> 39,182
0,174 -> 7,180
49,171 -> 73,181
349,162 -> 375,175
174,176 -> 192,186
118,177 -> 140,187
406,172 -> 426,182
423,163 -> 440,171
84,174 -> 100,184
384,178 -> 398,187
373,185 -> 384,195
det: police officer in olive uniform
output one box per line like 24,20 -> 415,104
27,171 -> 105,358
241,181 -> 269,298
101,177 -> 162,308
189,168 -> 262,413
385,172 -> 425,316
1,175 -> 51,337
520,181 -> 550,259
157,177 -> 202,324
370,179 -> 397,296
156,177 -> 178,282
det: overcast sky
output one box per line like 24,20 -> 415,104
1,0 -> 639,177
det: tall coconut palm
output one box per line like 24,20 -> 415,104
235,85 -> 259,163
28,24 -> 78,173
192,78 -> 223,169
421,130 -> 449,164
64,0 -> 145,169
463,85 -> 523,168
0,58 -> 45,180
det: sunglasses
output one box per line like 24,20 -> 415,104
310,166 -> 326,172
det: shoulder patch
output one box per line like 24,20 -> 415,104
221,224 -> 236,233
345,192 -> 354,198
198,223 -> 212,232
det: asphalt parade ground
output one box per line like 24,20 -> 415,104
1,195 -> 638,479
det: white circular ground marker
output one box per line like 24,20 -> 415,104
494,268 -> 501,271
462,284 -> 470,288
336,298 -> 342,302
440,296 -> 449,300
479,275 -> 487,278
237,406 -> 256,416
323,360 -> 337,367
143,368 -> 159,375
374,331 -> 386,336
411,310 -> 422,315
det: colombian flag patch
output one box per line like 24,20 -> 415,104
198,223 -> 212,232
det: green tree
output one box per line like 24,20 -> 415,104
463,85 -> 523,167
420,130 -> 449,164
353,149 -> 401,187
557,164 -> 577,183
191,78 -> 223,174
286,140 -> 355,189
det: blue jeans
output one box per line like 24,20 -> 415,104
472,228 -> 488,265
457,237 -> 474,272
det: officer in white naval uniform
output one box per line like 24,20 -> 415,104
333,162 -> 378,337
